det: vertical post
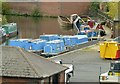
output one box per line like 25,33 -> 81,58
100,66 -> 101,75
99,66 -> 102,84
91,29 -> 94,41
113,19 -> 120,38
113,2 -> 120,38
0,2 -> 2,83
98,29 -> 101,41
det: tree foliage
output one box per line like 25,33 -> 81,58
2,15 -> 7,24
89,2 -> 100,16
2,2 -> 11,14
106,2 -> 119,19
1,15 -> 8,25
32,8 -> 41,17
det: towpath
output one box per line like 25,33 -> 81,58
50,44 -> 111,82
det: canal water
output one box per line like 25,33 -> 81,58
6,15 -> 76,39
2,15 -> 77,45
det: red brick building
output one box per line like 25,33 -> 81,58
6,2 -> 90,16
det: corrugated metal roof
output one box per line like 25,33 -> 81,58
1,46 -> 67,78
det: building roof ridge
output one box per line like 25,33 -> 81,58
17,48 -> 42,78
2,46 -> 67,78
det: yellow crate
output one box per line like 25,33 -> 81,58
99,41 -> 120,59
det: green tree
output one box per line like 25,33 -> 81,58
89,2 -> 100,16
2,2 -> 11,14
2,15 -> 8,24
32,8 -> 41,17
106,2 -> 119,19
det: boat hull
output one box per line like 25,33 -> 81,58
6,31 -> 18,38
2,23 -> 18,38
58,16 -> 72,27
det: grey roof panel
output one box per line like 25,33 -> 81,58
1,46 -> 67,78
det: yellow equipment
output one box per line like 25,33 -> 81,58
99,41 -> 120,59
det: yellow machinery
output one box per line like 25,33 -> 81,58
99,41 -> 120,59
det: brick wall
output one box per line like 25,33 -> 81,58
7,2 -> 36,14
0,77 -> 2,84
58,71 -> 65,83
60,2 -> 90,16
1,77 -> 41,84
1,71 -> 65,84
39,2 -> 61,16
6,2 -> 90,16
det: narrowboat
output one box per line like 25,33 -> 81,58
2,23 -> 18,38
78,22 -> 106,40
61,36 -> 78,47
74,35 -> 88,44
30,39 -> 46,51
9,39 -> 46,52
80,15 -> 91,22
0,27 -> 6,44
42,40 -> 67,56
7,34 -> 90,56
58,14 -> 85,27
58,16 -> 72,27
9,39 -> 30,49
61,35 -> 88,48
40,34 -> 60,41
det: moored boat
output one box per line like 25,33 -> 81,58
8,34 -> 89,57
58,16 -> 72,27
0,27 -> 6,44
2,23 -> 18,38
58,14 -> 86,27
